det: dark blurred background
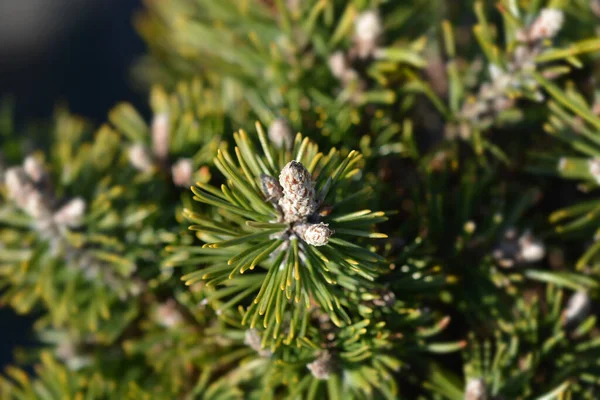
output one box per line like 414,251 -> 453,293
0,0 -> 145,367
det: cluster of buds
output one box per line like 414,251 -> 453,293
327,10 -> 382,101
128,112 -> 195,187
261,161 -> 334,246
4,156 -> 140,298
447,9 -> 564,140
493,228 -> 545,268
4,156 -> 86,238
243,329 -> 272,358
306,350 -> 334,380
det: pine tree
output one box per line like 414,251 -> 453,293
3,1 -> 600,399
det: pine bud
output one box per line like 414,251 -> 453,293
354,10 -> 382,58
24,190 -> 48,220
268,118 -> 293,150
261,174 -> 283,202
298,222 -> 334,246
328,51 -> 357,83
4,167 -> 49,219
564,290 -> 591,325
328,51 -> 348,79
171,158 -> 194,187
517,231 -> 545,263
588,158 -> 600,184
4,167 -> 30,203
54,197 -> 86,227
278,161 -> 317,221
23,155 -> 45,183
128,144 -> 154,173
465,378 -> 487,400
155,300 -> 183,328
529,9 -> 564,41
306,351 -> 334,380
244,329 -> 272,357
152,113 -> 170,160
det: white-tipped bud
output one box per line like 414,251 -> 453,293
589,158 -> 600,184
5,167 -> 49,218
244,329 -> 272,357
4,167 -> 30,203
24,190 -> 48,220
354,10 -> 382,58
23,155 -> 45,183
155,300 -> 183,328
278,161 -> 317,221
564,291 -> 591,324
171,158 -> 194,187
54,197 -> 86,227
329,51 -> 358,84
307,351 -> 334,380
128,143 -> 154,173
261,174 -> 283,202
517,231 -> 545,263
529,9 -> 564,41
268,118 -> 294,150
465,378 -> 487,400
152,113 -> 170,160
298,222 -> 334,246
329,51 -> 347,79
